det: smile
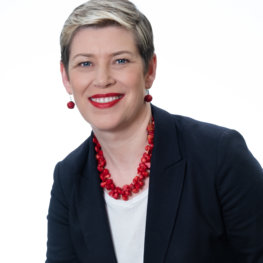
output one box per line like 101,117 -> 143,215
89,93 -> 124,109
91,96 -> 122,103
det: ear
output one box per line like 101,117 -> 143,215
145,54 -> 157,89
60,61 -> 72,94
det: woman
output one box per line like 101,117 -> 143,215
46,0 -> 263,262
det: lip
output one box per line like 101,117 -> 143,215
88,93 -> 124,109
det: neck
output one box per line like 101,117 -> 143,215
93,106 -> 151,164
92,105 -> 152,186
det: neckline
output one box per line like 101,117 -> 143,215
104,187 -> 149,208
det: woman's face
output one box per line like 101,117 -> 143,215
61,26 -> 156,132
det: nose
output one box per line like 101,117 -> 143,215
93,65 -> 115,88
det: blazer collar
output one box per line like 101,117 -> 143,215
76,105 -> 186,263
76,138 -> 117,262
144,105 -> 186,263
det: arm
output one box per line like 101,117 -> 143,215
216,130 -> 263,262
46,162 -> 79,263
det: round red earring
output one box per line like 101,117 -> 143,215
144,89 -> 152,102
67,96 -> 75,109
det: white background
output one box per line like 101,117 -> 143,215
0,0 -> 262,262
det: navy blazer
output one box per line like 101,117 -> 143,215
46,105 -> 263,263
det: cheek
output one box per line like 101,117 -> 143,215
124,70 -> 146,92
70,72 -> 90,94
125,78 -> 146,109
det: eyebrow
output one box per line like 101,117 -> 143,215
112,51 -> 134,56
72,53 -> 94,60
71,50 -> 134,61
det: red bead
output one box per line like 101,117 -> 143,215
141,157 -> 147,163
106,184 -> 112,190
104,174 -> 110,179
138,181 -> 144,186
132,188 -> 139,193
143,153 -> 150,162
99,160 -> 106,167
144,94 -> 152,102
113,193 -> 119,199
102,169 -> 109,175
139,175 -> 144,180
107,179 -> 113,185
95,146 -> 99,152
142,171 -> 149,177
122,195 -> 128,201
97,166 -> 104,172
100,182 -> 107,188
100,175 -> 105,180
145,144 -> 154,153
139,163 -> 147,170
116,187 -> 122,194
147,134 -> 154,144
67,101 -> 75,109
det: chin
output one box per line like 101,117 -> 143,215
89,116 -> 123,133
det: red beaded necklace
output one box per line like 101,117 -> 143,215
93,118 -> 155,201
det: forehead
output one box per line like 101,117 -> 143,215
70,26 -> 138,57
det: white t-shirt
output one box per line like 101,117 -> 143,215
104,189 -> 149,263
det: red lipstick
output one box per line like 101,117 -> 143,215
89,93 -> 124,109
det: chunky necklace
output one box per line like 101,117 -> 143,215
93,118 -> 155,201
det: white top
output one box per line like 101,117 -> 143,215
104,189 -> 149,263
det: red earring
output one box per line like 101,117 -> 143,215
67,96 -> 75,109
144,89 -> 152,102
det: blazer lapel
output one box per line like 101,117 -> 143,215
144,106 -> 186,263
76,138 -> 117,263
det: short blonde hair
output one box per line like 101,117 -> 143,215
60,0 -> 154,73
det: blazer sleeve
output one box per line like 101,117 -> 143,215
216,130 -> 263,262
46,162 -> 79,263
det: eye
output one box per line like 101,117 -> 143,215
79,61 -> 92,67
116,58 -> 129,64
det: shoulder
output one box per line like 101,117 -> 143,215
173,114 -> 245,151
52,136 -> 92,201
152,104 -> 234,150
174,114 -> 243,166
152,104 -> 229,137
58,136 -> 91,173
173,113 -> 228,138
152,105 -> 254,166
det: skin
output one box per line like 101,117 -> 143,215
61,26 -> 157,188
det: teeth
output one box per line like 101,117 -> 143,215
91,96 -> 121,103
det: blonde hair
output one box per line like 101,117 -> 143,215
60,0 -> 154,73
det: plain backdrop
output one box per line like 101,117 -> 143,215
0,0 -> 262,262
